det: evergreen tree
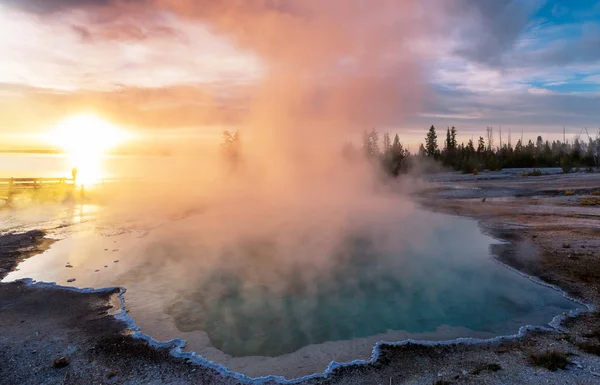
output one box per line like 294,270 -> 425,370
450,126 -> 457,149
467,139 -> 475,154
382,132 -> 391,153
425,125 -> 438,157
477,136 -> 485,156
386,134 -> 407,176
363,129 -> 380,158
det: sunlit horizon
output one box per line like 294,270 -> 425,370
45,114 -> 132,185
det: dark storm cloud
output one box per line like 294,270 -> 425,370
449,0 -> 538,66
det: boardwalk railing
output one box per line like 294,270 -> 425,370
0,177 -> 75,189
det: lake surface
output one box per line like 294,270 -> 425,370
0,153 -> 155,179
3,208 -> 579,378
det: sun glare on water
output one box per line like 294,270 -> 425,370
49,114 -> 130,185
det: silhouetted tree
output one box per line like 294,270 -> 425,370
363,129 -> 380,159
450,126 -> 457,149
221,130 -> 241,170
425,125 -> 438,158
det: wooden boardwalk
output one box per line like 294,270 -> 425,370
0,177 -> 77,203
0,177 -> 74,189
0,177 -> 128,189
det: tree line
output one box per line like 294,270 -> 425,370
357,125 -> 599,175
222,126 -> 600,175
419,125 -> 599,174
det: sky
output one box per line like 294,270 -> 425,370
0,0 -> 599,150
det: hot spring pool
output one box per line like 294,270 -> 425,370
3,208 -> 579,378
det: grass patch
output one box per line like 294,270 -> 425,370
471,363 -> 502,375
521,169 -> 543,177
591,191 -> 600,196
528,351 -> 571,371
576,342 -> 600,356
580,197 -> 600,206
565,190 -> 575,196
583,329 -> 600,340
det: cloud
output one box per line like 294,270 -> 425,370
2,0 -> 599,143
415,84 -> 600,141
0,5 -> 262,91
0,0 -> 436,139
583,74 -> 600,83
1,0 -> 112,14
447,0 -> 541,66
527,87 -> 556,95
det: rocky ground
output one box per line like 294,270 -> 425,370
1,169 -> 600,384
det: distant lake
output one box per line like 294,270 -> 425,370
0,152 -> 180,179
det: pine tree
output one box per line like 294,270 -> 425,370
450,126 -> 457,149
425,125 -> 438,157
363,129 -> 380,158
383,132 -> 391,153
477,136 -> 485,156
391,134 -> 404,156
467,139 -> 475,154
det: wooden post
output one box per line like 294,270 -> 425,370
7,178 -> 14,205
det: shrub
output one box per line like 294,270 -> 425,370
521,169 -> 543,177
528,351 -> 571,371
471,363 -> 502,375
576,342 -> 600,356
560,156 -> 573,173
579,198 -> 600,206
461,159 -> 479,175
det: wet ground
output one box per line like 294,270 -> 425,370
1,169 -> 600,384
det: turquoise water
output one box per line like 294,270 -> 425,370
160,213 -> 577,358
4,208 -> 579,375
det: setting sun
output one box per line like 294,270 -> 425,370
49,114 -> 130,185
